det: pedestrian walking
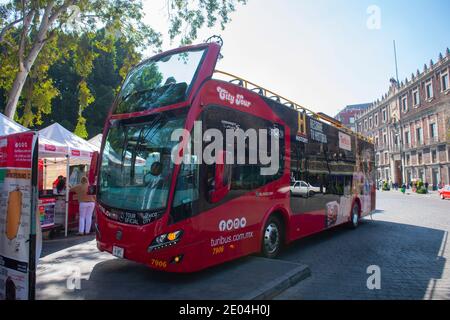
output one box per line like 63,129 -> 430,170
401,184 -> 406,194
70,176 -> 96,236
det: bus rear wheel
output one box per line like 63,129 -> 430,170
261,215 -> 283,259
350,202 -> 360,229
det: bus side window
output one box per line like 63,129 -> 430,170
170,159 -> 200,223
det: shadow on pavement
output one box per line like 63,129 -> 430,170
41,234 -> 96,258
37,239 -> 309,300
277,218 -> 447,299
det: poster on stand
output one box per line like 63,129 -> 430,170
0,132 -> 38,300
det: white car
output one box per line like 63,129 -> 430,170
290,181 -> 322,197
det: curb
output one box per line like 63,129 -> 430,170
242,260 -> 311,300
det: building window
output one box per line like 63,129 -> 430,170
413,88 -> 420,106
349,117 -> 355,124
442,72 -> 449,92
419,169 -> 424,182
404,131 -> 410,145
406,154 -> 410,165
425,80 -> 434,100
382,109 -> 387,122
418,152 -> 422,164
375,154 -> 380,165
416,127 -> 423,145
383,134 -> 387,145
369,117 -> 373,128
432,150 -> 437,163
401,95 -> 408,112
374,114 -> 378,126
430,123 -> 437,141
384,153 -> 388,164
364,120 -> 368,131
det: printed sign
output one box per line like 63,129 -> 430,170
310,119 -> 327,144
217,86 -> 252,108
0,132 -> 37,300
38,198 -> 55,228
339,132 -> 352,151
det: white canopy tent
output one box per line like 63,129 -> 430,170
88,134 -> 103,150
39,123 -> 99,236
1,113 -> 68,156
40,123 -> 98,159
0,112 -> 28,136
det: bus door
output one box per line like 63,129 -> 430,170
173,105 -> 284,257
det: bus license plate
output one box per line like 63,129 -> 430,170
112,246 -> 124,258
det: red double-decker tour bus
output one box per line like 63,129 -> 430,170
90,41 -> 376,272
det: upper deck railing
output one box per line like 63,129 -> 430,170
213,70 -> 372,144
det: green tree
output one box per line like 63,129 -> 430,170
0,0 -> 160,120
166,0 -> 247,44
1,0 -> 247,135
43,30 -> 137,137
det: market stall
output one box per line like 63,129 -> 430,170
39,123 -> 98,237
1,114 -> 68,236
2,115 -> 100,237
36,136 -> 68,236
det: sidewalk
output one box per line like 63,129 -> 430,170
36,238 -> 310,300
41,234 -> 96,258
379,189 -> 440,197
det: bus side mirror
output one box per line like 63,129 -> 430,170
209,150 -> 232,204
88,151 -> 99,195
89,151 -> 99,185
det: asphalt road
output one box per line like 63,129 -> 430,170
275,190 -> 450,300
36,190 -> 450,300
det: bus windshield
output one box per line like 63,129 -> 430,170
98,113 -> 185,212
114,48 -> 206,114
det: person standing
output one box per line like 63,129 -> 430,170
70,176 -> 95,235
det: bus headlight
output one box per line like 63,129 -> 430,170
148,231 -> 183,252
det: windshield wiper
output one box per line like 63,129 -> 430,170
121,88 -> 158,103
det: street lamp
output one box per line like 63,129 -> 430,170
392,116 -> 406,185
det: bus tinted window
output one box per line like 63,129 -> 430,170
114,48 -> 206,114
170,105 -> 285,223
203,106 -> 284,195
98,113 -> 186,212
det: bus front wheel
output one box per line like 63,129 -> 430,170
261,215 -> 283,259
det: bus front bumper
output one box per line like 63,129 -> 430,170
95,219 -> 206,273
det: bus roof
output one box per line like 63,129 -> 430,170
213,70 -> 373,144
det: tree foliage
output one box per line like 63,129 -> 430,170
167,0 -> 247,44
0,0 -> 247,138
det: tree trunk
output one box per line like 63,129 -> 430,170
4,69 -> 29,119
3,0 -> 61,119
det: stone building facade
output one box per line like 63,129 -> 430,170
335,103 -> 371,132
355,49 -> 450,187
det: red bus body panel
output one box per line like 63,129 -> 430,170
95,43 -> 376,273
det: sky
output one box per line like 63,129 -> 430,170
142,0 -> 450,117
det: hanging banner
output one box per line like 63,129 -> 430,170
0,132 -> 38,300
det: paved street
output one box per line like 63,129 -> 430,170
276,190 -> 450,300
36,190 -> 450,300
